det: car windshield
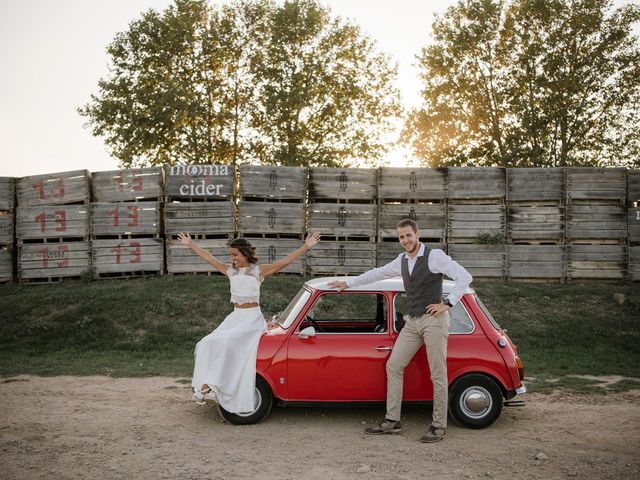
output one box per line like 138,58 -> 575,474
475,296 -> 501,330
277,287 -> 312,329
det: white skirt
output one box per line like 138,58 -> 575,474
191,307 -> 267,413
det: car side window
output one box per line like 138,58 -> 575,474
301,293 -> 388,334
393,293 -> 474,334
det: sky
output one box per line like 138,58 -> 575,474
0,0 -> 635,178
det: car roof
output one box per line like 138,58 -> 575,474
305,276 -> 475,295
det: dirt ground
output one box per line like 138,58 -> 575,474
1,376 -> 639,480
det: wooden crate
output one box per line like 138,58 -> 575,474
446,167 -> 505,200
308,203 -> 376,238
16,170 -> 90,207
567,245 -> 626,279
91,202 -> 161,237
566,204 -> 626,243
448,244 -> 506,278
378,167 -> 446,201
630,246 -> 640,281
307,241 -> 376,276
167,239 -> 230,274
0,210 -> 14,245
0,246 -> 13,282
251,238 -> 306,275
566,167 -> 626,203
376,241 -> 446,267
309,167 -> 376,201
377,203 -> 445,240
18,241 -> 90,282
630,207 -> 640,244
239,165 -> 306,200
507,205 -> 564,243
448,203 -> 505,243
93,238 -> 163,277
507,245 -> 565,280
164,201 -> 234,237
237,201 -> 305,235
164,164 -> 235,200
16,205 -> 89,241
0,177 -> 15,211
506,168 -> 564,203
629,170 -> 640,204
92,167 -> 163,202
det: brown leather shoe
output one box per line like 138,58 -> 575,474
364,418 -> 402,435
419,425 -> 446,443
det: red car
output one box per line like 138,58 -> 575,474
217,277 -> 526,428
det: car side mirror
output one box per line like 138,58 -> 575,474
297,326 -> 316,339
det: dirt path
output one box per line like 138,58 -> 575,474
1,376 -> 639,480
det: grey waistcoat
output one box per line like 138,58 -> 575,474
401,248 -> 444,317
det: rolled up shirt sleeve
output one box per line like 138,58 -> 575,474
428,249 -> 473,305
345,255 -> 402,288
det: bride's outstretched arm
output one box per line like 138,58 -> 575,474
177,232 -> 229,275
259,232 -> 321,279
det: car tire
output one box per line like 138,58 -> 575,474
217,376 -> 274,425
448,374 -> 503,429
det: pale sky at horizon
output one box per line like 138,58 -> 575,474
0,0 -> 635,178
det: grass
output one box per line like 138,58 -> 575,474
0,276 -> 639,394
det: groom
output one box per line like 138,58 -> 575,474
328,219 -> 472,443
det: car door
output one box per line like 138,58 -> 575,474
286,292 -> 394,401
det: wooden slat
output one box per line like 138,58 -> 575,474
376,242 -> 446,267
629,170 -> 640,204
507,245 -> 565,279
92,168 -> 163,202
506,168 -> 564,202
566,204 -> 626,241
567,245 -> 626,279
507,205 -> 564,242
16,170 -> 89,207
164,164 -> 234,200
0,211 -> 14,245
16,205 -> 89,240
0,247 -> 13,282
92,238 -> 163,275
448,244 -> 506,278
166,239 -> 230,274
566,167 -> 626,203
308,203 -> 376,237
378,167 -> 446,200
307,241 -> 376,275
446,167 -> 505,200
629,207 -> 640,244
630,246 -> 640,281
18,241 -> 90,279
250,239 -> 306,274
377,203 -> 445,239
164,202 -> 234,235
0,177 -> 15,211
239,165 -> 306,200
448,203 -> 505,242
91,202 -> 161,237
309,167 -> 376,200
237,201 -> 305,234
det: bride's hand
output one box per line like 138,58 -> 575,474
177,232 -> 192,246
305,231 -> 321,249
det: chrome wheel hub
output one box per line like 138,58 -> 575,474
235,387 -> 262,417
459,386 -> 492,419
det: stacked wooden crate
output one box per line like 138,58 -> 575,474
164,165 -> 235,274
237,165 -> 307,274
566,168 -> 627,280
0,177 -> 15,282
16,170 -> 91,283
307,168 -> 377,275
91,168 -> 163,278
506,168 -> 566,281
447,167 -> 507,278
376,167 -> 446,266
628,170 -> 640,281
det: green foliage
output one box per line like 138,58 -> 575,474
473,231 -> 505,244
79,0 -> 401,168
403,0 -> 640,168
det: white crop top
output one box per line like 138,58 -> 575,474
228,265 -> 262,304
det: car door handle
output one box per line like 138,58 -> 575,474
373,346 -> 393,351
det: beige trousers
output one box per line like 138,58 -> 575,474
385,311 -> 450,429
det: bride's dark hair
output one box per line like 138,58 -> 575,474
228,238 -> 258,264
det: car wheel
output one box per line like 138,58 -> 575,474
449,374 -> 503,429
217,376 -> 274,425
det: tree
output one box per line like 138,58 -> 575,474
403,0 -> 640,168
80,0 -> 401,168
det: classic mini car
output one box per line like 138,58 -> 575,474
217,277 -> 526,428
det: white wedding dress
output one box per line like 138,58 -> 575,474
191,265 -> 267,413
